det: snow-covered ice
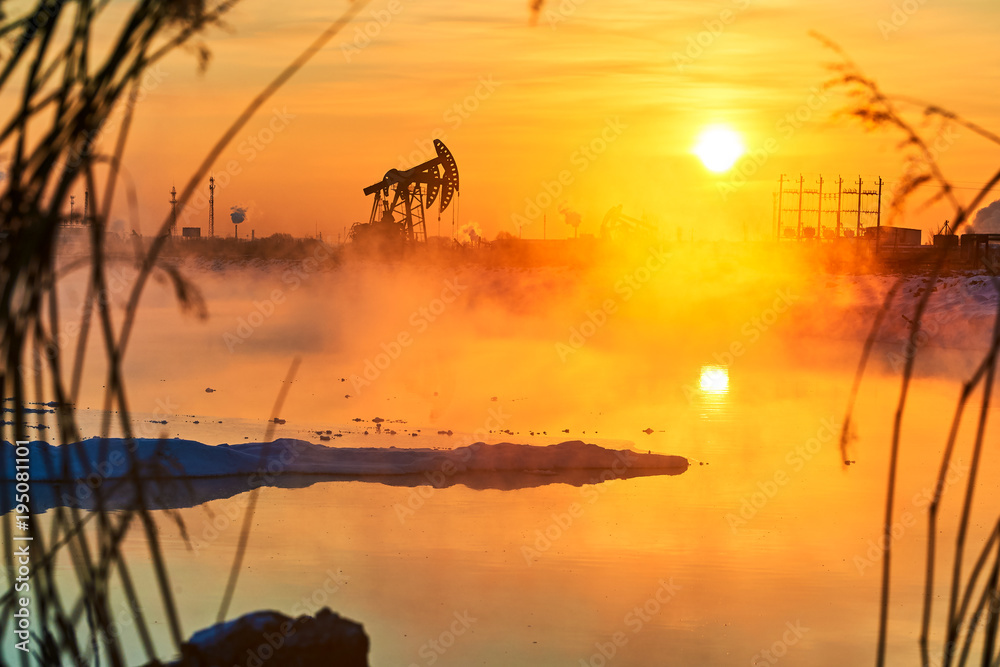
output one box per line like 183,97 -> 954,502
0,438 -> 688,512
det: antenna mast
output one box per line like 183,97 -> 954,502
170,186 -> 177,236
209,177 -> 215,237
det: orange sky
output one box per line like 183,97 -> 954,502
88,0 -> 1000,240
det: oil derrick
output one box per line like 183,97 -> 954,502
600,205 -> 658,242
355,139 -> 459,244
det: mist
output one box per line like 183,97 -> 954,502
56,240 -> 996,450
970,198 -> 1000,233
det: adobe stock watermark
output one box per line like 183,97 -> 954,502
579,578 -> 682,667
853,459 -> 968,576
877,0 -> 930,39
883,125 -> 960,209
394,405 -> 511,523
223,241 -> 335,352
717,88 -> 830,201
191,444 -> 307,553
725,417 -> 839,534
19,266 -> 136,379
341,0 -> 404,62
406,610 -> 477,667
541,0 -> 588,28
0,31 -> 19,63
62,65 -> 169,170
350,277 -> 467,395
397,76 -> 501,168
886,303 -> 963,373
522,451 -> 636,565
49,397 -> 180,509
681,288 -> 800,402
672,0 -> 752,72
556,245 -> 668,362
230,569 -> 350,667
750,621 -> 810,666
180,107 -> 296,227
512,117 -> 627,233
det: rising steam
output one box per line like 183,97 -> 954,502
460,222 -> 482,244
970,199 -> 1000,233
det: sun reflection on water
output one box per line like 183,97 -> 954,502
699,365 -> 730,395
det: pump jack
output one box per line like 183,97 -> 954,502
353,139 -> 460,244
599,204 -> 659,242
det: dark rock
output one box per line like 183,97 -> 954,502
162,608 -> 369,667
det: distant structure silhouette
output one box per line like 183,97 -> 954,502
353,139 -> 460,244
209,176 -> 216,237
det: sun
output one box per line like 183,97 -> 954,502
693,126 -> 745,173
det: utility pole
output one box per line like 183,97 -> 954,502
817,175 -> 823,240
797,175 -> 804,240
170,186 -> 177,236
777,174 -> 785,240
836,176 -> 843,238
209,176 -> 215,237
772,191 -> 778,241
856,176 -> 863,239
875,177 -> 883,257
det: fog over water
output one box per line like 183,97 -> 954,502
2,239 -> 992,666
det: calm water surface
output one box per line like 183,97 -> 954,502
11,264 -> 1000,666
18,346 -> 996,667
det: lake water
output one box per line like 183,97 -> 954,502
21,348 -> 999,667
8,258 -> 1000,666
